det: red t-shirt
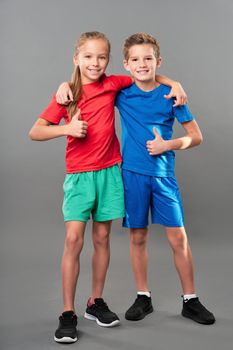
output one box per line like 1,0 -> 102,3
39,75 -> 132,173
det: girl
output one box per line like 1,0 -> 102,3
29,31 -> 187,343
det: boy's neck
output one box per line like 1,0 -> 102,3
135,79 -> 160,92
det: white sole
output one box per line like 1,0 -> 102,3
84,312 -> 120,327
54,335 -> 78,343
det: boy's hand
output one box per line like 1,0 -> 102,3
164,82 -> 187,107
65,109 -> 88,138
56,82 -> 73,105
146,128 -> 169,155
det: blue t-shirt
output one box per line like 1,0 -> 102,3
115,83 -> 194,177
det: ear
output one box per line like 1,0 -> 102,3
73,54 -> 79,67
123,59 -> 131,72
156,56 -> 162,69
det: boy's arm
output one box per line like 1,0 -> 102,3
56,82 -> 73,105
146,120 -> 203,155
155,75 -> 187,106
56,76 -> 187,107
29,110 -> 87,141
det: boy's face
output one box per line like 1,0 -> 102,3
124,44 -> 161,83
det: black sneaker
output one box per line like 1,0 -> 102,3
125,294 -> 154,321
54,310 -> 78,343
182,297 -> 215,325
84,298 -> 120,327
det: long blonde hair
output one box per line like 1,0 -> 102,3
67,31 -> 111,119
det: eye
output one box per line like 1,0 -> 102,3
100,56 -> 107,60
85,55 -> 91,59
146,57 -> 152,60
132,58 -> 138,62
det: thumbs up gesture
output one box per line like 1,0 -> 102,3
146,128 -> 168,155
66,109 -> 88,138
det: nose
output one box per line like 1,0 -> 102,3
139,59 -> 146,67
92,57 -> 99,66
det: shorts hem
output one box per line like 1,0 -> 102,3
152,220 -> 185,227
94,213 -> 125,222
123,223 -> 148,229
64,217 -> 89,222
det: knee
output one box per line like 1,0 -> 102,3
65,231 -> 84,251
130,232 -> 147,247
169,232 -> 187,252
93,230 -> 109,248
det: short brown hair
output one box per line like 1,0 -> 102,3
123,32 -> 160,60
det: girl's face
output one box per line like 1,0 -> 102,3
74,39 -> 109,84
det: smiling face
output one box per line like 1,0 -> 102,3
74,39 -> 110,84
124,44 -> 161,84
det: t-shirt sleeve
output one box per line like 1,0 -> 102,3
39,95 -> 66,125
109,75 -> 133,91
172,104 -> 195,124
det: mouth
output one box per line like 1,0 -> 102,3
136,70 -> 149,75
88,68 -> 101,73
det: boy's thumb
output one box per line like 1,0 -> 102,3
153,127 -> 159,137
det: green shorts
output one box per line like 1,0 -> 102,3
62,165 -> 125,222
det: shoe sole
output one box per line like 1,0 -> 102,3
54,336 -> 78,343
125,305 -> 154,321
84,312 -> 120,327
181,310 -> 215,325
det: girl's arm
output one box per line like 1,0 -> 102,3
155,75 -> 187,106
29,110 -> 88,141
146,120 -> 203,155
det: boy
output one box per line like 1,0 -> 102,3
114,32 -> 215,325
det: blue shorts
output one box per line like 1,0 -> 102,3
122,169 -> 185,228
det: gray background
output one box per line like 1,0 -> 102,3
1,0 -> 233,349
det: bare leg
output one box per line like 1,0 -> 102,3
130,228 -> 149,292
165,226 -> 195,294
91,220 -> 112,301
61,221 -> 86,312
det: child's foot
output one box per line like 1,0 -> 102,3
54,310 -> 78,343
125,295 -> 154,321
84,298 -> 120,327
182,297 -> 215,325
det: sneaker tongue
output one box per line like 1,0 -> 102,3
94,298 -> 105,305
62,311 -> 75,317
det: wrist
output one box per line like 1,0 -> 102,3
62,124 -> 69,136
171,81 -> 180,87
165,140 -> 173,151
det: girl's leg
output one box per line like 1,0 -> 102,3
91,220 -> 112,300
62,221 -> 86,312
130,228 -> 149,291
165,226 -> 195,294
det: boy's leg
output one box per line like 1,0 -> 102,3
130,228 -> 149,292
125,228 -> 153,321
166,226 -> 215,324
62,221 -> 86,312
165,226 -> 195,294
91,220 -> 112,300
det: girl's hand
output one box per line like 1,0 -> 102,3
146,128 -> 169,155
65,109 -> 88,138
56,82 -> 73,105
164,81 -> 187,107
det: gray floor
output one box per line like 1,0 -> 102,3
1,221 -> 232,350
